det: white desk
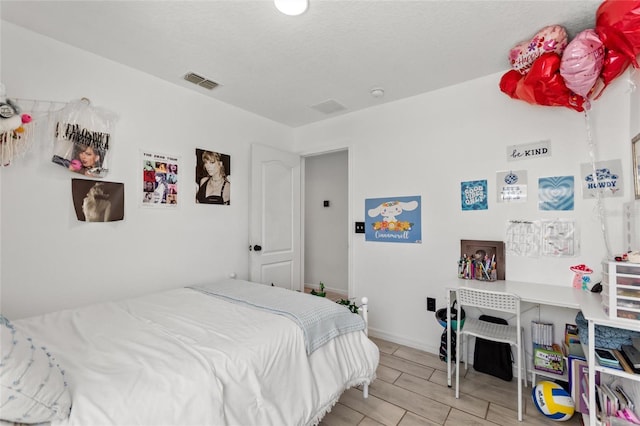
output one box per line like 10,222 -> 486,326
444,278 -> 586,387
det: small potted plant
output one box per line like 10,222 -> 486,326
310,282 -> 326,297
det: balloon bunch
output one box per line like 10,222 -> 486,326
499,0 -> 640,111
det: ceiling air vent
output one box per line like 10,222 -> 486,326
184,72 -> 219,90
310,99 -> 347,115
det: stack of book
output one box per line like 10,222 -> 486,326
563,323 -> 585,359
610,339 -> 640,375
532,320 -> 554,347
532,321 -> 564,375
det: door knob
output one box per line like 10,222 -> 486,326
252,245 -> 262,252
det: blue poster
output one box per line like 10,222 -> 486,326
365,196 -> 421,243
461,180 -> 488,210
539,176 -> 574,211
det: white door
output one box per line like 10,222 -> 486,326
249,144 -> 301,291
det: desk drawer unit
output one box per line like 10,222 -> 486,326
602,261 -> 640,320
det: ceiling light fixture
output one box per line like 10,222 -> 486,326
370,88 -> 385,98
274,0 -> 308,16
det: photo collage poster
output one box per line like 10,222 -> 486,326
141,151 -> 179,207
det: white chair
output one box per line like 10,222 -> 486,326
454,287 -> 526,421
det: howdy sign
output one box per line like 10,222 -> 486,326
507,140 -> 552,161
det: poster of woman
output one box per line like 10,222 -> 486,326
51,99 -> 117,178
71,179 -> 124,222
195,148 -> 231,205
141,151 -> 179,208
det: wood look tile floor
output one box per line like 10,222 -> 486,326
320,337 -> 584,426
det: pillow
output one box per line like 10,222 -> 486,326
0,315 -> 71,423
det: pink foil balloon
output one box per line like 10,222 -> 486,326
509,25 -> 568,75
560,29 -> 605,98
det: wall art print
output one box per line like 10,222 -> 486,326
72,178 -> 124,222
141,151 -> 179,207
461,179 -> 488,211
497,170 -> 528,202
506,139 -> 551,162
51,98 -> 117,178
195,148 -> 231,205
538,176 -> 574,211
365,196 -> 421,243
580,159 -> 623,199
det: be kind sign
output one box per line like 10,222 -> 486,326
365,196 -> 422,243
507,140 -> 551,161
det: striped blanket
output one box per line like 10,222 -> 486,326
188,279 -> 365,354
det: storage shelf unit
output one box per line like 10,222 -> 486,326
602,261 -> 640,321
581,262 -> 640,426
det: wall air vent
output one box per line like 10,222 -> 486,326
184,72 -> 219,90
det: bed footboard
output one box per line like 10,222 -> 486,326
359,296 -> 370,399
359,297 -> 369,336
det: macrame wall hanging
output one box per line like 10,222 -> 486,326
0,83 -> 68,167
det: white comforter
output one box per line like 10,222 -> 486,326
14,288 -> 379,426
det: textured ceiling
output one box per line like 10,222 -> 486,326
1,0 -> 601,128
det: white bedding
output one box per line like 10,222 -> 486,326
12,286 -> 379,426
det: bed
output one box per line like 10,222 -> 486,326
0,278 -> 379,426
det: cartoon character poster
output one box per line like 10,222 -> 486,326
365,196 -> 421,243
141,151 -> 179,207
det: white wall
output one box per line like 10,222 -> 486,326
293,70 -> 638,354
304,150 -> 348,294
2,20 -> 639,360
0,22 -> 293,319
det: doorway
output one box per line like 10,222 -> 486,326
303,149 -> 349,300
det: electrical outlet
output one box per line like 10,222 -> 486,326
427,297 -> 436,312
354,222 -> 365,233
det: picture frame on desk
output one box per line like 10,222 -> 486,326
460,239 -> 505,280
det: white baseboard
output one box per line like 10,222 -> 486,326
368,327 -> 439,355
304,283 -> 347,295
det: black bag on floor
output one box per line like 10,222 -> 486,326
436,300 -> 464,362
472,315 -> 513,381
439,328 -> 457,362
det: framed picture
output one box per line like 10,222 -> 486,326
633,133 -> 640,200
460,239 -> 505,280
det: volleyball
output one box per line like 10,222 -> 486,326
532,381 -> 575,421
